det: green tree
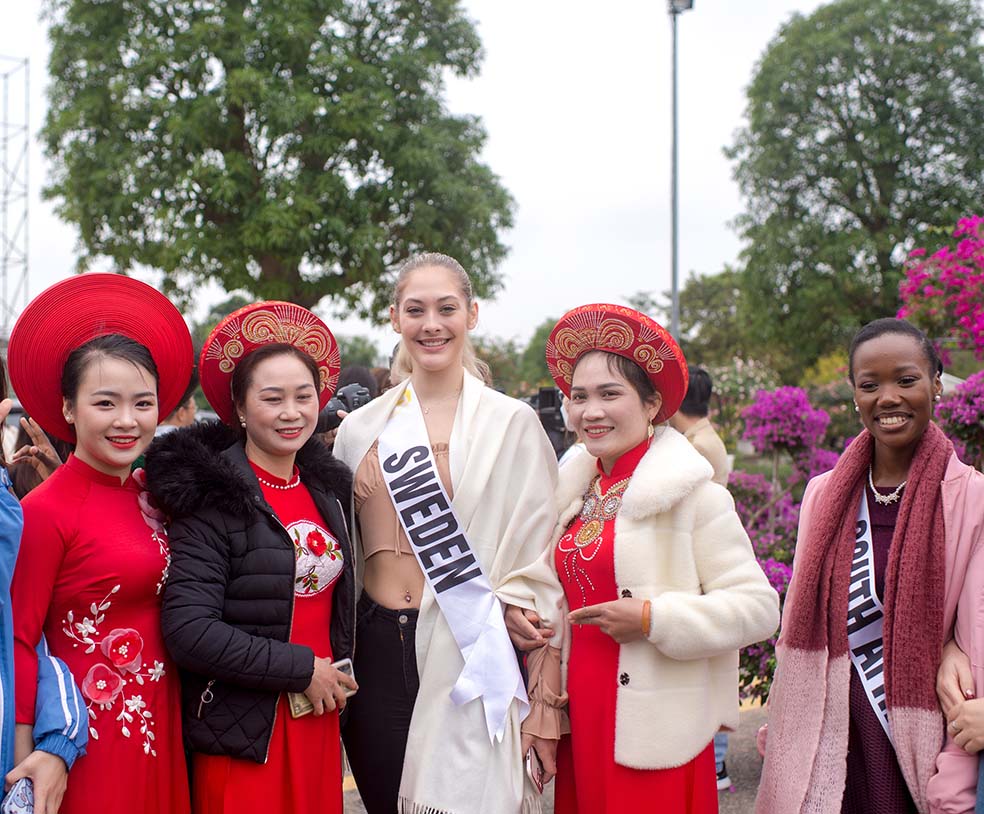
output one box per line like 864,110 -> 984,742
473,334 -> 522,395
518,318 -> 556,390
189,293 -> 250,349
43,0 -> 513,316
336,334 -> 381,369
630,269 -> 759,368
727,0 -> 984,380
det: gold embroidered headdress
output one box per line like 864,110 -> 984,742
199,301 -> 340,425
545,303 -> 688,422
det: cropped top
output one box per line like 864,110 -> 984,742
354,440 -> 452,559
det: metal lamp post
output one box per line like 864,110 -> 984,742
668,0 -> 693,340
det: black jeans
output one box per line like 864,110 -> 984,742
343,592 -> 420,814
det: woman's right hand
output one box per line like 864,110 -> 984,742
505,605 -> 554,652
937,638 -> 975,717
304,657 -> 358,715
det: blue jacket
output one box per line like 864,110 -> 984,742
0,467 -> 87,773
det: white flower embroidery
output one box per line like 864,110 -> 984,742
63,582 -> 165,757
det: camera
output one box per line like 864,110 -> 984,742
317,383 -> 373,433
523,386 -> 568,458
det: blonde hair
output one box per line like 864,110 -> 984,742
390,252 -> 492,386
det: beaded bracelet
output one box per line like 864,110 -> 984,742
641,599 -> 652,637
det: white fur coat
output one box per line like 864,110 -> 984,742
553,426 -> 780,769
334,372 -> 562,814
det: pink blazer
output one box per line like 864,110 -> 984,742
927,454 -> 984,813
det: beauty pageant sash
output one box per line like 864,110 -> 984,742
847,493 -> 892,743
377,385 -> 528,742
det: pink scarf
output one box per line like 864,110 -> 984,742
756,423 -> 952,813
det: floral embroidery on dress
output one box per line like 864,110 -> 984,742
63,587 -> 167,756
288,520 -> 343,596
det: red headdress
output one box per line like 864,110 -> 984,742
199,301 -> 340,425
545,303 -> 688,422
7,273 -> 194,442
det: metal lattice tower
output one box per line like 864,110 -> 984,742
0,56 -> 29,339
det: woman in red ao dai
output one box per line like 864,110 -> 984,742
541,305 -> 779,814
8,275 -> 194,814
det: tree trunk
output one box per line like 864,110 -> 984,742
257,255 -> 316,308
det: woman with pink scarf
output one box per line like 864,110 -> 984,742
756,318 -> 984,814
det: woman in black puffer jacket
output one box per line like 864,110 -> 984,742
144,302 -> 356,814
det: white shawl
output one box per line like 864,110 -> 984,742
333,372 -> 562,814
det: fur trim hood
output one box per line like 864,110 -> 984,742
556,426 -> 714,520
144,419 -> 352,520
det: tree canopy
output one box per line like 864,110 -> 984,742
727,0 -> 984,379
630,271 -> 755,369
42,0 -> 514,316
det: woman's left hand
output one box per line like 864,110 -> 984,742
568,598 -> 647,644
947,698 -> 984,754
520,733 -> 558,785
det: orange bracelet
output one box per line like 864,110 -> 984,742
641,599 -> 652,637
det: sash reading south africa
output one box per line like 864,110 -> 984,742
847,493 -> 892,744
377,385 -> 528,743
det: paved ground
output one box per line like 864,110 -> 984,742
342,706 -> 767,813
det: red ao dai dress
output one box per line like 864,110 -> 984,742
11,455 -> 190,814
553,439 -> 718,814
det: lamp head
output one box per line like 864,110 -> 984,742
668,0 -> 694,11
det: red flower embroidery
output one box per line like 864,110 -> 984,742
82,663 -> 124,705
101,628 -> 145,673
306,529 -> 328,557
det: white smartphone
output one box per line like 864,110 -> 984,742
525,748 -> 544,794
287,657 -> 357,718
331,657 -> 357,698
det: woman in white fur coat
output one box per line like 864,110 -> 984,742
534,304 -> 779,813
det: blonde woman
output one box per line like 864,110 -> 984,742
333,253 -> 564,814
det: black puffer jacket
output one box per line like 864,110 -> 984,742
144,421 -> 355,763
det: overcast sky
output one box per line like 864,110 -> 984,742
0,0 -> 826,351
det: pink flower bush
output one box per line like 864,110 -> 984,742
898,215 -> 984,362
739,557 -> 792,704
742,387 -> 830,457
729,472 -> 798,561
936,371 -> 984,470
791,447 -> 840,483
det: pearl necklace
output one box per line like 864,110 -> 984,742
868,465 -> 906,505
256,470 -> 301,491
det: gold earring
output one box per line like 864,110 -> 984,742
647,423 -> 655,438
